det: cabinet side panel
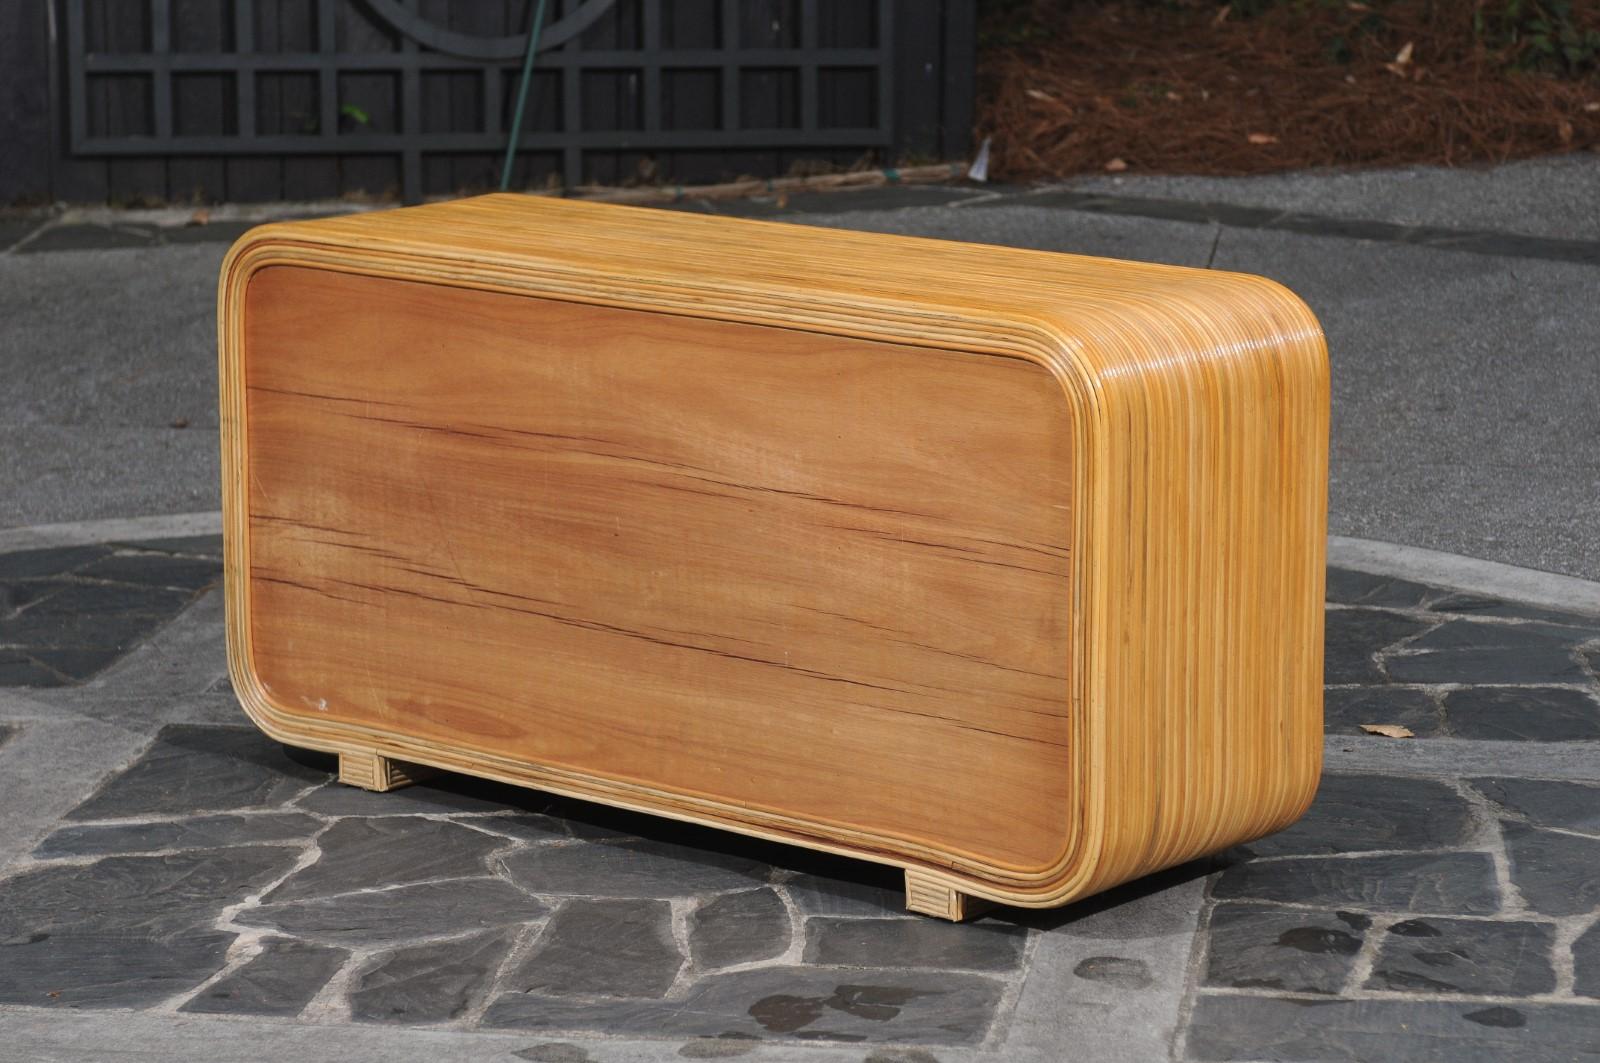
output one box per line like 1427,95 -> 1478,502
1070,277 -> 1329,895
239,266 -> 1078,876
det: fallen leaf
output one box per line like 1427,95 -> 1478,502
1104,157 -> 1129,172
1026,88 -> 1056,102
1211,4 -> 1231,26
1560,120 -> 1575,144
1247,132 -> 1279,145
1585,102 -> 1600,113
186,209 -> 210,227
1347,1 -> 1370,8
1165,91 -> 1183,102
1384,41 -> 1416,78
170,417 -> 190,430
1360,723 -> 1415,739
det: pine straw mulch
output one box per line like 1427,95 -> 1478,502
976,0 -> 1600,180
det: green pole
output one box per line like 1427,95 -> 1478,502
499,0 -> 550,192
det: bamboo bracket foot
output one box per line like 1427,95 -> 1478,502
338,750 -> 435,792
904,868 -> 996,922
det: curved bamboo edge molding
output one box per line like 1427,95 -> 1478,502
218,194 -> 1329,912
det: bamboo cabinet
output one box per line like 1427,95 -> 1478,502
218,194 -> 1329,920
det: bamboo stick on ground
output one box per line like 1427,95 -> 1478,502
565,162 -> 970,205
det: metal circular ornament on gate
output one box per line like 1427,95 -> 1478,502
356,0 -> 619,60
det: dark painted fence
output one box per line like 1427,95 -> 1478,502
0,0 -> 975,205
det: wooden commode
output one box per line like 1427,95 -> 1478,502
218,193 -> 1328,919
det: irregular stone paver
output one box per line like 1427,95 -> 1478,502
501,838 -> 770,898
484,965 -> 1006,1044
179,937 -> 348,1016
349,929 -> 516,1024
0,538 -> 221,686
1324,569 -> 1434,609
1237,775 -> 1473,857
1324,687 -> 1444,738
0,545 -> 111,581
25,647 -> 122,681
5,584 -> 191,650
1407,619 -> 1590,652
1185,996 -> 1600,1062
1499,821 -> 1600,917
1385,621 -> 1590,684
0,847 -> 301,939
465,812 -> 579,845
266,817 -> 509,902
33,811 -> 320,858
508,898 -> 680,999
803,917 -> 1026,972
240,879 -> 550,945
689,888 -> 792,969
0,650 -> 65,686
0,929 -> 238,1008
1367,918 -> 1557,995
1,601 -> 181,683
1388,646 -> 1592,685
1203,905 -> 1367,994
1444,687 -> 1600,742
1574,923 -> 1600,999
0,846 -> 300,1007
75,552 -> 221,591
1211,852 -> 1500,913
1323,610 -> 1433,684
1427,594 -> 1600,629
67,725 -> 327,820
1471,778 -> 1600,834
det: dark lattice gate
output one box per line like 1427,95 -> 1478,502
18,0 -> 973,204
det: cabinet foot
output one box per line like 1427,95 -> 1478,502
904,869 -> 995,921
338,751 -> 433,792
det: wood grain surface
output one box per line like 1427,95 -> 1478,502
245,266 -> 1075,871
219,193 -> 1329,909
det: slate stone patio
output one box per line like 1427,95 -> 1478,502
0,533 -> 1597,1061
0,535 -> 221,686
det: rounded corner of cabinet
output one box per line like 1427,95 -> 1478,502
222,629 -> 276,736
223,608 -> 334,757
218,227 -> 296,323
975,801 -> 1112,911
1222,270 -> 1329,364
1280,724 -> 1326,832
1019,323 -> 1099,402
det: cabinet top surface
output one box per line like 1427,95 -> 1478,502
226,194 -> 1321,364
